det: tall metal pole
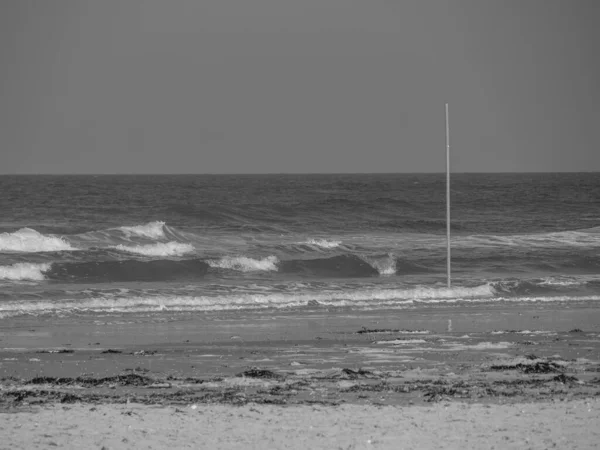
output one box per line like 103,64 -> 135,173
445,103 -> 451,288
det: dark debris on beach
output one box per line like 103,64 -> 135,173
2,357 -> 599,409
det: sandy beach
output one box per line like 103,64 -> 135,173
2,303 -> 600,448
2,400 -> 599,450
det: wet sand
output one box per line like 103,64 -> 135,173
2,303 -> 600,448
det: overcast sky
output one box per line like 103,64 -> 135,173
1,0 -> 598,174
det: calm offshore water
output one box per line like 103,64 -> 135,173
1,173 -> 599,320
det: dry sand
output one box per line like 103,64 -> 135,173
2,400 -> 599,449
1,304 -> 600,448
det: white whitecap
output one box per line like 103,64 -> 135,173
118,221 -> 166,239
0,228 -> 75,252
0,262 -> 51,281
375,339 -> 428,345
114,242 -> 194,257
363,254 -> 396,276
207,255 -> 279,272
304,239 -> 341,249
539,277 -> 583,287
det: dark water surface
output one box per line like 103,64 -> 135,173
1,173 -> 599,319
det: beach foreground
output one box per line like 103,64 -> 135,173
2,304 -> 600,448
2,400 -> 599,450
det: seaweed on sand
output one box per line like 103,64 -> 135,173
26,373 -> 156,387
237,368 -> 283,379
553,374 -> 579,384
423,386 -> 460,402
341,368 -> 373,379
489,361 -> 563,374
356,327 -> 400,334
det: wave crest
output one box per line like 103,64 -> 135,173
117,221 -> 166,239
114,242 -> 194,257
0,228 -> 75,252
0,262 -> 51,280
363,254 -> 396,276
303,238 -> 341,249
0,284 -> 497,317
207,256 -> 279,272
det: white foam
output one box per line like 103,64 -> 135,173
0,284 -> 493,317
539,277 -> 583,287
304,239 -> 341,249
118,221 -> 166,239
0,262 -> 51,281
114,242 -> 194,257
363,254 -> 396,276
375,339 -> 428,345
0,228 -> 75,252
409,284 -> 495,299
462,229 -> 600,249
207,255 -> 279,272
445,341 -> 514,350
4,283 -> 599,318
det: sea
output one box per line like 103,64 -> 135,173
1,173 -> 599,321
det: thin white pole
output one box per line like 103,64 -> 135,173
445,103 -> 451,288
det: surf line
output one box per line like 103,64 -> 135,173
446,103 -> 451,288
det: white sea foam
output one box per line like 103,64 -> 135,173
0,262 -> 51,281
118,221 -> 166,239
304,239 -> 341,249
0,228 -> 75,252
375,339 -> 428,345
462,229 -> 600,249
539,277 -> 583,287
408,284 -> 496,299
114,242 -> 194,257
452,342 -> 514,350
0,284 -> 494,317
3,285 -> 600,319
363,254 -> 396,276
207,255 -> 279,272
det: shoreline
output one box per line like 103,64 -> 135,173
2,304 -> 600,448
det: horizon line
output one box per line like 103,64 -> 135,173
0,170 -> 599,176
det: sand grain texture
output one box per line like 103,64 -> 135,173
2,400 -> 599,450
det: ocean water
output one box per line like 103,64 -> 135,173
1,173 -> 599,320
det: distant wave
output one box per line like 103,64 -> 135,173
0,262 -> 51,280
3,282 -> 600,318
116,221 -> 166,239
0,228 -> 75,252
113,242 -> 194,257
278,254 -> 429,277
461,228 -> 600,249
302,238 -> 341,249
491,277 -> 592,296
0,284 -> 496,317
207,256 -> 279,272
0,253 -> 444,283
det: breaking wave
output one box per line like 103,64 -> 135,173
3,281 -> 600,318
0,284 -> 497,317
116,221 -> 166,239
0,228 -> 75,252
303,238 -> 341,249
207,256 -> 279,272
113,242 -> 194,257
363,254 -> 397,276
0,262 -> 51,280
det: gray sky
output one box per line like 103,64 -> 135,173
1,0 -> 598,174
